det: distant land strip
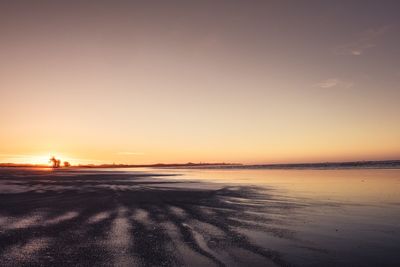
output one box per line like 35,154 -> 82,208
1,160 -> 400,169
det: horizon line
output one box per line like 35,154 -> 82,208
1,159 -> 400,168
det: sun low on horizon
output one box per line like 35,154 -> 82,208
1,1 -> 400,165
0,153 -> 77,166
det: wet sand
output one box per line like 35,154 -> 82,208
0,168 -> 399,266
0,168 -> 298,267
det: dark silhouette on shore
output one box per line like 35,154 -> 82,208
49,156 -> 61,168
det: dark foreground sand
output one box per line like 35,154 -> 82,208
0,168 -> 305,267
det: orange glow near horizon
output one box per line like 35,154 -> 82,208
0,154 -> 78,166
27,155 -> 52,165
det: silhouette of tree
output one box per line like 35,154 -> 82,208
63,161 -> 71,167
49,156 -> 61,168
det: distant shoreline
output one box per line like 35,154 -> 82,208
1,160 -> 399,170
173,160 -> 400,170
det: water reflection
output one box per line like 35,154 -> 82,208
148,168 -> 400,204
146,168 -> 400,266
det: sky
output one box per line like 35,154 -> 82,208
1,0 -> 400,165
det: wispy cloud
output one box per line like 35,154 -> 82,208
116,152 -> 144,156
334,26 -> 390,56
315,78 -> 353,89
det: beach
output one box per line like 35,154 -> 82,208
0,167 -> 399,266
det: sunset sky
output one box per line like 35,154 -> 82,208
1,1 -> 400,165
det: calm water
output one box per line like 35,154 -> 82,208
134,167 -> 400,266
149,168 -> 400,203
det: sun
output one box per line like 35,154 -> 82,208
26,155 -> 53,165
